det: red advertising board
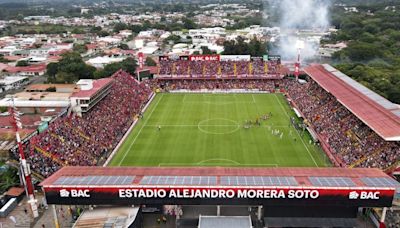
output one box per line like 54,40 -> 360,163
189,55 -> 220,61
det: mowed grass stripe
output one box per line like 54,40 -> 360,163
109,93 -> 330,167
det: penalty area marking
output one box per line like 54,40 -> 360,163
182,94 -> 255,105
158,158 -> 278,167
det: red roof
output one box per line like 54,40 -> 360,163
137,66 -> 159,74
86,44 -> 97,50
304,64 -> 400,141
49,49 -> 69,56
5,64 -> 47,73
5,187 -> 25,197
71,78 -> 113,98
0,115 -> 42,128
40,166 -> 392,188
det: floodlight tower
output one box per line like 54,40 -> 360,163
9,98 -> 39,218
294,40 -> 304,80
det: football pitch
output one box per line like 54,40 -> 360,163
110,93 -> 330,167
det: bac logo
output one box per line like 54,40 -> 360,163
60,189 -> 90,198
349,191 -> 379,200
348,191 -> 359,199
60,189 -> 70,197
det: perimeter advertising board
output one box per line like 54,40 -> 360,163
220,55 -> 251,61
189,55 -> 220,61
268,55 -> 281,64
43,186 -> 395,207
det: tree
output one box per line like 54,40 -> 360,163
145,57 -> 157,66
0,166 -> 19,194
113,23 -> 128,33
182,17 -> 196,29
222,37 -> 267,56
118,43 -> 129,50
45,86 -> 56,92
94,58 -> 137,79
16,60 -> 29,67
164,35 -> 181,44
73,44 -> 87,54
201,46 -> 216,55
0,54 -> 10,63
97,30 -> 110,37
71,27 -> 84,34
46,62 -> 58,77
90,26 -> 102,34
47,52 -> 95,83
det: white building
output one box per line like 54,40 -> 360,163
0,76 -> 29,92
86,56 -> 126,68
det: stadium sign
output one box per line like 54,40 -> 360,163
220,55 -> 251,62
267,55 -> 281,63
43,186 -> 395,207
189,55 -> 220,61
159,56 -> 169,61
179,56 -> 189,61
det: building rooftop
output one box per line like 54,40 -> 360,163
71,78 -> 113,99
40,167 -> 400,193
73,207 -> 139,228
199,216 -> 252,228
0,76 -> 28,85
4,64 -> 47,73
25,84 -> 79,92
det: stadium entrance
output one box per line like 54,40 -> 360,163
40,167 -> 399,227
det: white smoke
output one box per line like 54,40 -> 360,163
267,0 -> 331,61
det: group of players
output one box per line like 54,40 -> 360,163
243,112 -> 273,129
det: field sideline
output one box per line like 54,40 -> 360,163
109,93 -> 330,167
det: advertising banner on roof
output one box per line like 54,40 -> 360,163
189,55 -> 220,61
268,55 -> 281,64
179,56 -> 189,61
43,186 -> 395,207
251,57 -> 263,61
220,55 -> 251,62
159,56 -> 169,61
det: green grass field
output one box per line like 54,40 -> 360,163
110,93 -> 330,167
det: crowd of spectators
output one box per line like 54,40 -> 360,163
285,78 -> 400,170
159,60 -> 280,77
12,70 -> 152,177
155,79 -> 276,92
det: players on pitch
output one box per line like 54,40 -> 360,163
243,112 -> 272,129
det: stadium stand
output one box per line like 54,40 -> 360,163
285,78 -> 399,170
158,58 -> 281,78
155,79 -> 276,92
9,63 -> 399,177
11,70 -> 152,177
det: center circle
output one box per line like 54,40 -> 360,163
198,118 -> 240,135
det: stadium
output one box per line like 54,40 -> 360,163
10,55 -> 400,227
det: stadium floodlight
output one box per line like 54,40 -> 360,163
294,40 -> 305,79
295,40 -> 305,50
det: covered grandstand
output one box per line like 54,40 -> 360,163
304,64 -> 400,141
